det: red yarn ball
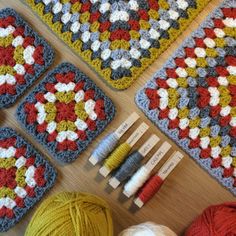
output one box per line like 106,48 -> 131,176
185,202 -> 236,236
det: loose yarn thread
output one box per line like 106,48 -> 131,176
185,202 -> 236,236
137,175 -> 164,204
91,133 -> 119,163
104,142 -> 132,172
25,192 -> 113,236
119,222 -> 177,236
123,166 -> 151,197
113,151 -> 144,184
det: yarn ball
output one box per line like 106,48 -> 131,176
185,202 -> 236,236
119,222 -> 177,236
25,192 -> 113,236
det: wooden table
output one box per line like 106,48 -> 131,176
1,0 -> 234,235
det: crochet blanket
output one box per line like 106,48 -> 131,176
24,0 -> 210,89
136,0 -> 236,195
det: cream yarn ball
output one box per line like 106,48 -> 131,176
119,222 -> 177,236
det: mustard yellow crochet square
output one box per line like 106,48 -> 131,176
24,0 -> 210,89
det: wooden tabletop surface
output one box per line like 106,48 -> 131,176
0,0 -> 235,235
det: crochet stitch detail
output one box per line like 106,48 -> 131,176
136,0 -> 236,196
16,62 -> 116,163
24,0 -> 210,89
0,8 -> 54,108
0,127 -> 56,232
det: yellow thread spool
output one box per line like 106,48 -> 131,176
104,142 -> 132,172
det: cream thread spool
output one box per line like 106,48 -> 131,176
109,134 -> 160,189
89,112 -> 140,165
134,151 -> 184,208
99,122 -> 149,177
123,141 -> 171,198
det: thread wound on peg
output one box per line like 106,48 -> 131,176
91,133 -> 119,163
104,142 -> 131,172
114,151 -> 144,184
123,166 -> 150,197
137,175 -> 164,204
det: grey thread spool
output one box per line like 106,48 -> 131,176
113,151 -> 144,184
109,134 -> 159,188
91,133 -> 119,163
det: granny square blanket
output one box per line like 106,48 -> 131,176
16,62 -> 116,163
136,0 -> 236,195
0,127 -> 56,232
0,8 -> 54,108
24,0 -> 210,90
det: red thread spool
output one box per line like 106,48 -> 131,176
185,202 -> 236,236
137,175 -> 164,204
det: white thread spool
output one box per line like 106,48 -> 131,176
123,142 -> 171,198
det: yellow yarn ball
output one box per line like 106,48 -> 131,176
25,192 -> 113,236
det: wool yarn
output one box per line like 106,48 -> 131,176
114,151 -> 144,184
91,133 -> 119,163
25,192 -> 113,236
185,202 -> 236,236
137,175 -> 164,204
103,142 -> 132,172
119,222 -> 177,236
123,166 -> 151,197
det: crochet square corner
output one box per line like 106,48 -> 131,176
24,0 -> 210,90
0,127 -> 56,232
136,0 -> 236,196
0,8 -> 54,108
16,62 -> 116,163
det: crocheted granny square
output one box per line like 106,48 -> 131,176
136,0 -> 236,195
16,62 -> 116,163
0,127 -> 56,232
0,8 -> 54,108
24,0 -> 210,90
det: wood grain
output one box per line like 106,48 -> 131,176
0,0 -> 234,235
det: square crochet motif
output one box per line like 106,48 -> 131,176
0,127 -> 56,232
136,0 -> 236,195
25,0 -> 210,90
16,62 -> 116,163
0,8 -> 54,108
